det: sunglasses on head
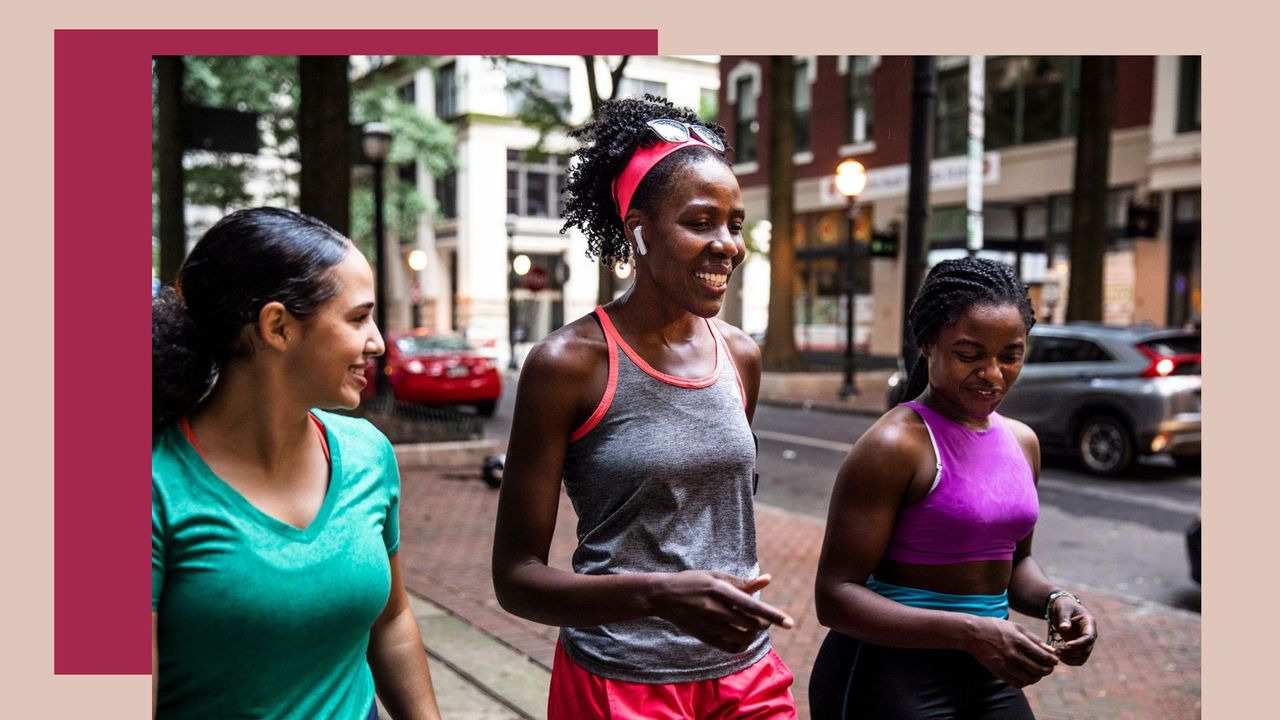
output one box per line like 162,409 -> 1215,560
646,119 -> 726,153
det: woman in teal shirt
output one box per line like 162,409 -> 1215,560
151,207 -> 441,719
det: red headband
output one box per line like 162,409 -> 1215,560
611,135 -> 721,220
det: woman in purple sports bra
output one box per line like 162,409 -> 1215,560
811,257 -> 1097,719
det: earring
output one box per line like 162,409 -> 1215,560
633,226 -> 648,256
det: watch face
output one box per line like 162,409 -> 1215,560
648,118 -> 690,143
690,124 -> 726,152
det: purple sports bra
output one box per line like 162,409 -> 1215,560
882,400 -> 1039,565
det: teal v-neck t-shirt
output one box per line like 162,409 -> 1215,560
152,410 -> 401,720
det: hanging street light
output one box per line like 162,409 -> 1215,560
362,121 -> 393,398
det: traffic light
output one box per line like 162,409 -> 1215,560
870,230 -> 900,258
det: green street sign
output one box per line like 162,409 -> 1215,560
870,231 -> 899,258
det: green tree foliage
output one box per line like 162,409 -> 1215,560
484,56 -> 575,158
151,56 -> 301,273
151,55 -> 458,268
348,57 -> 457,263
181,56 -> 300,214
698,88 -> 718,124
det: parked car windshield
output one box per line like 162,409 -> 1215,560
1141,334 -> 1200,356
395,335 -> 472,356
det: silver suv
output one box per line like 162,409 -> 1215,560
998,324 -> 1201,476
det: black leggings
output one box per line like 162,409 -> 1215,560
809,630 -> 1035,720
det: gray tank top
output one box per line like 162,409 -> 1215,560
558,306 -> 769,683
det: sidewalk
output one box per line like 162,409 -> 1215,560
396,466 -> 1201,720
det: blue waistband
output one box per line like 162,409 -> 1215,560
867,576 -> 1009,618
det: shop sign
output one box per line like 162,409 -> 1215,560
820,153 -> 1001,206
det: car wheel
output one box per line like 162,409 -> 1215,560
1076,415 -> 1135,476
475,400 -> 497,417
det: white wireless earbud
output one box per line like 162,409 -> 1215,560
633,226 -> 648,256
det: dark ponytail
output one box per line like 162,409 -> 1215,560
897,256 -> 1036,403
151,207 -> 352,434
152,288 -> 217,434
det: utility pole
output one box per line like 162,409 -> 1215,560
965,55 -> 985,255
901,56 -> 936,374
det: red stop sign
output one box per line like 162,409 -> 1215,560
524,266 -> 549,292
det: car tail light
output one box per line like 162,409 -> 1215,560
472,357 -> 496,373
405,360 -> 425,374
1136,344 -> 1201,378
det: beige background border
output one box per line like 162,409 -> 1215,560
10,2 -> 1252,717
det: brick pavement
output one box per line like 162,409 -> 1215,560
397,467 -> 1200,719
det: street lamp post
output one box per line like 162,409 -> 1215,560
362,122 -> 393,399
835,159 -> 868,399
407,248 -> 428,329
506,214 -> 520,371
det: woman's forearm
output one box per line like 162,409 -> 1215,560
1007,556 -> 1059,619
367,607 -> 441,720
494,559 -> 663,627
815,580 -> 983,653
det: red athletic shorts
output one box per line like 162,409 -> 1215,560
548,641 -> 798,719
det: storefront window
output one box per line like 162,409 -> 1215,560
735,76 -> 758,164
846,56 -> 875,145
937,56 -> 1080,156
793,208 -> 874,356
794,59 -> 811,154
934,57 -> 969,158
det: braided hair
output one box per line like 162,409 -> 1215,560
152,207 -> 352,434
560,94 -> 731,268
900,257 -> 1036,402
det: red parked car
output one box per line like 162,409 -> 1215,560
363,332 -> 501,416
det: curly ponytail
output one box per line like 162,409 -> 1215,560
152,287 -> 216,434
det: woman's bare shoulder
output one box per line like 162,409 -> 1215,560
519,314 -> 609,386
854,405 -> 936,464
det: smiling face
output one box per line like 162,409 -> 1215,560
922,302 -> 1029,425
289,247 -> 385,410
631,157 -> 746,318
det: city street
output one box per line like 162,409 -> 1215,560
484,372 -> 1202,614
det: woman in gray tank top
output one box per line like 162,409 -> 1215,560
492,96 -> 799,718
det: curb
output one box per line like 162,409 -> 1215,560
394,439 -> 503,470
407,593 -> 550,720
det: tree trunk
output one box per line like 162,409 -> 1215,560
1066,56 -> 1116,323
156,56 -> 185,286
762,57 -> 803,371
298,56 -> 352,235
901,56 -> 936,371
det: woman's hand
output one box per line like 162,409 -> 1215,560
965,617 -> 1060,688
1048,596 -> 1097,666
650,571 -> 794,653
